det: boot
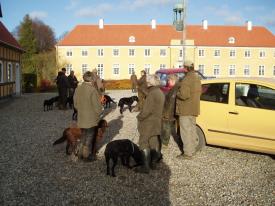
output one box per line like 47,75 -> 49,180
135,149 -> 150,174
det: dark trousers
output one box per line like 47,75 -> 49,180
59,88 -> 67,109
81,127 -> 96,158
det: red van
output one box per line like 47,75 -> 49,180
155,68 -> 205,93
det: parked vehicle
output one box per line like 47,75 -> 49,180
155,68 -> 205,93
196,77 -> 275,155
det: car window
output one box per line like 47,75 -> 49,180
157,73 -> 168,86
201,83 -> 229,103
235,83 -> 275,110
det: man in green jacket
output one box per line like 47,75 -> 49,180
176,60 -> 202,159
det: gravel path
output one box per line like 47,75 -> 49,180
0,90 -> 274,206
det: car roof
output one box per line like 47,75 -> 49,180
201,77 -> 275,86
156,68 -> 188,74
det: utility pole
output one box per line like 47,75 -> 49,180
182,0 -> 187,67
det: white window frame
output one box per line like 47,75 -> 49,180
229,65 -> 236,76
213,65 -> 220,76
144,48 -> 151,57
129,36 -> 135,43
112,64 -> 120,75
214,49 -> 220,57
228,37 -> 235,44
66,64 -> 73,75
7,62 -> 12,82
129,49 -> 135,57
81,50 -> 88,57
113,48 -> 120,57
128,64 -> 135,75
144,64 -> 151,74
82,64 -> 88,75
229,49 -> 236,58
97,64 -> 104,79
244,65 -> 250,76
179,49 -> 183,58
160,64 -> 166,69
97,49 -> 104,57
244,50 -> 251,58
0,61 -> 3,83
160,49 -> 166,57
66,50 -> 73,57
258,65 -> 265,76
259,50 -> 266,58
198,49 -> 205,57
198,64 -> 205,75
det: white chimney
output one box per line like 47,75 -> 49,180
99,18 -> 104,29
246,21 -> 252,31
151,19 -> 156,29
202,19 -> 208,30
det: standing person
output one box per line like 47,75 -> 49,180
68,70 -> 78,98
130,72 -> 138,93
135,74 -> 165,174
56,68 -> 69,110
176,60 -> 202,159
161,74 -> 184,156
92,68 -> 104,94
134,70 -> 148,112
73,71 -> 102,161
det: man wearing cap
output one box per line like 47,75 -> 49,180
176,60 -> 201,159
56,68 -> 69,110
134,70 -> 148,112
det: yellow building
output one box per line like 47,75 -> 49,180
56,19 -> 275,80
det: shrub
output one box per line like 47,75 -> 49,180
39,79 -> 56,92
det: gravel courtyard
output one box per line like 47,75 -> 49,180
0,90 -> 274,206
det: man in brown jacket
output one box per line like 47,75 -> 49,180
134,70 -> 148,111
176,60 -> 201,159
73,71 -> 103,161
130,72 -> 138,93
136,74 -> 165,173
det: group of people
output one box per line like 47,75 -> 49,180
66,60 -> 202,174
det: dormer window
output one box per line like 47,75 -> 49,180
228,37 -> 235,44
129,36 -> 135,43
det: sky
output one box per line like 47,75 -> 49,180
1,0 -> 275,38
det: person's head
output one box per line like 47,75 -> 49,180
167,74 -> 179,87
61,68 -> 66,73
184,60 -> 194,72
141,70 -> 146,76
146,74 -> 160,87
92,68 -> 97,74
70,70 -> 74,76
83,71 -> 94,82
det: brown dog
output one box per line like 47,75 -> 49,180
53,119 -> 108,156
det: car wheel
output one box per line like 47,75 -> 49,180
196,126 -> 206,152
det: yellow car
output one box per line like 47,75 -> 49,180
196,77 -> 275,155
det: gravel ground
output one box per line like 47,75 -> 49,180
0,90 -> 274,206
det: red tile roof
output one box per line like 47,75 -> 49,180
57,24 -> 275,47
0,21 -> 23,51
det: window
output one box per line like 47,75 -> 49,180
160,64 -> 166,69
201,83 -> 229,103
66,50 -> 73,57
160,49 -> 166,57
244,50 -> 251,58
129,49 -> 135,56
144,64 -> 151,74
129,36 -> 135,43
229,65 -> 236,76
259,65 -> 265,76
198,49 -> 205,57
214,50 -> 220,57
7,63 -> 12,82
0,61 -> 3,82
229,50 -> 236,57
113,64 -> 119,75
81,50 -> 88,56
82,64 -> 88,75
97,64 -> 104,78
179,49 -> 183,58
259,50 -> 266,58
228,37 -> 235,44
97,49 -> 104,56
235,83 -> 275,110
198,65 -> 205,75
244,65 -> 250,76
128,64 -> 135,74
145,49 -> 151,57
66,64 -> 73,75
213,65 -> 220,76
113,49 -> 119,56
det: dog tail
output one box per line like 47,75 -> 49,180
53,135 -> 66,146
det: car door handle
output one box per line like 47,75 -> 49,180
229,111 -> 239,115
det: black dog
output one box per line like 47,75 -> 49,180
103,94 -> 116,108
104,139 -> 143,177
43,96 -> 58,111
118,96 -> 138,114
